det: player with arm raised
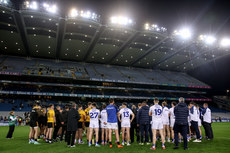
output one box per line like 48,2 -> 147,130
88,102 -> 101,147
149,98 -> 165,150
118,102 -> 135,146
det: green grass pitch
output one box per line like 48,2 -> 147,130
0,123 -> 230,153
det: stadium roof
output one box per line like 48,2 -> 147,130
1,2 -> 230,72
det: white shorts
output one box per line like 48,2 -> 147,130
170,119 -> 175,128
89,122 -> 99,128
162,118 -> 169,125
121,121 -> 130,128
198,119 -> 201,127
107,122 -> 118,130
151,120 -> 163,130
101,123 -> 107,129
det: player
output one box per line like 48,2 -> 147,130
84,102 -> 92,143
196,104 -> 202,139
29,103 -> 41,144
46,104 -> 56,144
88,102 -> 101,147
106,99 -> 123,148
189,102 -> 201,142
162,101 -> 170,142
100,104 -> 108,145
169,101 -> 177,143
76,104 -> 86,144
149,98 -> 165,150
118,102 -> 135,146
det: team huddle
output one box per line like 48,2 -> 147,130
27,98 -> 213,150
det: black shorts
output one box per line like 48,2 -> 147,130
85,122 -> 89,127
78,122 -> 83,128
47,123 -> 54,128
30,121 -> 38,128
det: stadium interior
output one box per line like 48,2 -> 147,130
0,0 -> 230,122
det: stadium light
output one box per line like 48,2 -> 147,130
68,9 -> 99,21
25,1 -> 38,10
174,28 -> 192,39
70,8 -> 78,17
199,35 -> 216,45
220,38 -> 230,47
144,23 -> 167,33
0,0 -> 8,4
43,3 -> 57,14
110,16 -> 133,26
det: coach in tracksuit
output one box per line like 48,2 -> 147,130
137,101 -> 150,144
173,97 -> 189,150
202,103 -> 213,140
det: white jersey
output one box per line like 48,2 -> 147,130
203,107 -> 211,123
190,106 -> 199,122
149,104 -> 163,121
89,108 -> 100,124
162,107 -> 169,120
169,107 -> 175,120
119,107 -> 133,123
100,109 -> 107,123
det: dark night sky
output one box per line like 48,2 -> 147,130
11,0 -> 230,94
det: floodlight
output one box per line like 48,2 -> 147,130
205,36 -> 216,45
70,8 -> 78,17
110,16 -> 133,26
48,5 -> 57,13
30,1 -> 38,10
174,28 -> 192,39
220,38 -> 230,47
0,0 -> 8,4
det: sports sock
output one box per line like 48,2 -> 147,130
109,142 -> 112,145
35,139 -> 37,142
117,142 -> 120,145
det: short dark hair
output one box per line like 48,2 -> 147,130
122,102 -> 127,106
78,104 -> 82,108
102,104 -> 106,109
92,102 -> 97,107
109,98 -> 114,103
154,98 -> 159,103
204,103 -> 208,106
190,102 -> 195,105
87,102 -> 92,106
49,104 -> 53,108
171,101 -> 177,106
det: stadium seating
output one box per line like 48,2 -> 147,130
0,56 -> 209,87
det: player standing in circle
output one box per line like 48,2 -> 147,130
88,102 -> 101,147
29,103 -> 41,144
106,99 -> 123,148
77,104 -> 86,144
46,104 -> 56,144
85,102 -> 92,143
118,102 -> 135,146
100,104 -> 108,145
169,101 -> 177,143
162,101 -> 170,142
149,98 -> 165,150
